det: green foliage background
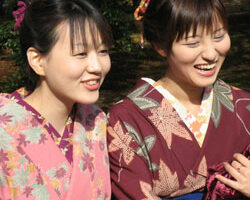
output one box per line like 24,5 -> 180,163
0,0 -> 249,112
0,0 -> 142,92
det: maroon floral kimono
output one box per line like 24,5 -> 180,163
107,79 -> 250,199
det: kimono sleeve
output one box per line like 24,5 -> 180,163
107,102 -> 161,200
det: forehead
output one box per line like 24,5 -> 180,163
191,18 -> 224,34
176,13 -> 226,40
55,20 -> 102,50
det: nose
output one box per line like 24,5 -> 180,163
87,52 -> 102,73
201,42 -> 217,62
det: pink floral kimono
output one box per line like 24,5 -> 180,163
0,88 -> 111,200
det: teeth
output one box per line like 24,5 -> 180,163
195,63 -> 216,70
86,80 -> 98,85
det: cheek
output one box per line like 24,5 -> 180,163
171,45 -> 200,64
171,49 -> 199,65
102,57 -> 111,75
218,35 -> 231,55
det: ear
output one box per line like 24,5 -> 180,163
153,44 -> 167,58
26,47 -> 46,76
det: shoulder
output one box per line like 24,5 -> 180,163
214,79 -> 250,99
77,103 -> 107,122
0,92 -> 11,100
231,86 -> 250,99
0,92 -> 18,110
213,79 -> 250,119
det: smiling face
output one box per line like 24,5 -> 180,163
165,22 -> 231,90
42,21 -> 111,106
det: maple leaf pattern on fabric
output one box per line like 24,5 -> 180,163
148,99 -> 192,149
140,181 -> 161,200
171,156 -> 207,197
0,113 -> 13,125
108,121 -> 135,165
153,160 -> 179,197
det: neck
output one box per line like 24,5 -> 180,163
24,82 -> 73,135
159,75 -> 204,113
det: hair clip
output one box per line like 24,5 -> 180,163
140,33 -> 145,49
12,1 -> 27,30
134,0 -> 151,21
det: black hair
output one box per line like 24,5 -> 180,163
143,0 -> 228,54
19,0 -> 112,88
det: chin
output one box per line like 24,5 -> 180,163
198,78 -> 218,88
79,93 -> 99,105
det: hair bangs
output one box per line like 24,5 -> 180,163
69,13 -> 112,54
174,0 -> 228,42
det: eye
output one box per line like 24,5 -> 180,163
73,52 -> 87,57
213,33 -> 225,41
184,41 -> 200,48
98,49 -> 109,56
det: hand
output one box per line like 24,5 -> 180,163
216,153 -> 250,197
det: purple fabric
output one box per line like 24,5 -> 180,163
205,144 -> 250,199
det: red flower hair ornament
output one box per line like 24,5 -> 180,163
12,1 -> 27,30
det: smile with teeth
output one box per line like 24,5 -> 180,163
194,63 -> 216,71
85,80 -> 99,85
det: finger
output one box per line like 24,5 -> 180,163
233,153 -> 250,168
224,162 -> 244,182
215,174 -> 241,191
231,160 -> 241,171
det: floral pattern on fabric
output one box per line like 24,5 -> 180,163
152,160 -> 179,196
0,88 -> 111,200
148,98 -> 192,149
170,156 -> 207,197
144,78 -> 213,147
108,121 -> 134,165
127,83 -> 160,110
107,78 -> 250,200
211,79 -> 234,128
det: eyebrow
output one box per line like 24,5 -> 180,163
213,27 -> 224,33
184,27 -> 224,39
73,42 -> 105,49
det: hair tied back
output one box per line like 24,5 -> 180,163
12,1 -> 28,30
134,0 -> 151,21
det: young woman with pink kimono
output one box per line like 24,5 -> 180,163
0,0 -> 112,199
107,0 -> 250,199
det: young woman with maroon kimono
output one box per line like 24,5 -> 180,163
0,0 -> 112,199
107,0 -> 250,199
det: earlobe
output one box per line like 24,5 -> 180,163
153,44 -> 167,58
26,47 -> 46,76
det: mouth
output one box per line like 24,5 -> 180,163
194,63 -> 216,71
85,80 -> 100,85
82,78 -> 101,91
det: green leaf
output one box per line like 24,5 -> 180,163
0,173 -> 6,186
211,97 -> 222,128
144,135 -> 156,152
46,168 -> 56,179
31,184 -> 50,200
128,83 -> 160,110
211,80 -> 234,128
151,162 -> 160,171
127,83 -> 149,99
246,105 -> 250,112
13,165 -> 29,189
123,121 -> 142,144
23,127 -> 43,144
0,128 -> 14,151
